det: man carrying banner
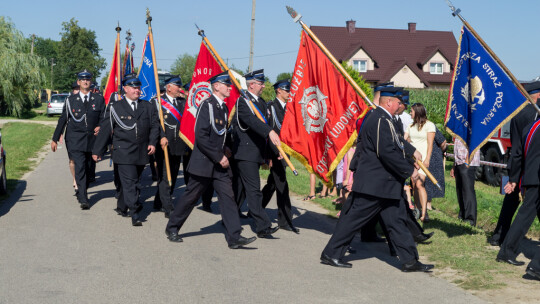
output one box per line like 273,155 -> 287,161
490,81 -> 540,246
152,75 -> 187,218
261,79 -> 298,233
92,74 -> 159,226
232,69 -> 280,238
321,87 -> 433,272
165,72 -> 256,249
51,70 -> 105,210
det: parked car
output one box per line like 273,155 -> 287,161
46,93 -> 69,116
0,131 -> 7,194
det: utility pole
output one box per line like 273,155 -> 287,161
30,34 -> 35,55
248,0 -> 256,72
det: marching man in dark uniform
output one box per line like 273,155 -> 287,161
151,75 -> 187,218
490,81 -> 540,246
321,87 -> 433,272
51,70 -> 105,210
232,69 -> 281,238
165,72 -> 256,249
261,79 -> 298,233
92,74 -> 159,226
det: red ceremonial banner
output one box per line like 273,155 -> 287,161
103,36 -> 120,104
180,42 -> 240,149
281,31 -> 368,185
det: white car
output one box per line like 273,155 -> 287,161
46,93 -> 69,116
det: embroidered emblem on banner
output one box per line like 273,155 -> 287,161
187,82 -> 212,116
300,86 -> 328,134
461,76 -> 485,111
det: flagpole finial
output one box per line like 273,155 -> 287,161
115,22 -> 121,33
126,29 -> 132,43
146,8 -> 152,25
195,23 -> 205,38
445,0 -> 461,17
286,6 -> 302,23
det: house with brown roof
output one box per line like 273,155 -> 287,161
311,21 -> 458,89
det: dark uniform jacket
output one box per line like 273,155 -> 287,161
152,94 -> 187,156
509,119 -> 540,186
508,104 -> 538,182
186,95 -> 231,178
52,92 -> 105,152
232,92 -> 273,164
351,107 -> 415,199
93,96 -> 159,165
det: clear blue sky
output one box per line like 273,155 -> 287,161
3,0 -> 538,83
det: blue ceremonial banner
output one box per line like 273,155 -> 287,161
445,26 -> 528,162
138,34 -> 157,101
123,45 -> 133,78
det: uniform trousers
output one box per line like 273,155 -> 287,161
322,191 -> 418,264
166,173 -> 242,245
234,160 -> 271,232
455,164 -> 478,226
498,186 -> 540,260
182,150 -> 214,208
68,150 -> 92,204
154,149 -> 182,212
261,159 -> 293,227
491,190 -> 520,244
116,164 -> 145,220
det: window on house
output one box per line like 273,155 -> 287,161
353,60 -> 367,73
430,62 -> 443,74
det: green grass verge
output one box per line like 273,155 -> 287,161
1,122 -> 55,196
261,157 -> 534,290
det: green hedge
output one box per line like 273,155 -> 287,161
409,88 -> 451,140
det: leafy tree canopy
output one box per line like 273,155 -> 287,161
55,18 -> 106,91
170,53 -> 197,85
0,17 -> 47,117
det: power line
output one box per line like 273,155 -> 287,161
100,50 -> 297,62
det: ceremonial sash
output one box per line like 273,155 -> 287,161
161,98 -> 182,124
243,94 -> 267,124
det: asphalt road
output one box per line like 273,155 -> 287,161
0,144 -> 486,304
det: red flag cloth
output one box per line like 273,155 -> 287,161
281,31 -> 368,185
103,37 -> 120,104
180,42 -> 240,148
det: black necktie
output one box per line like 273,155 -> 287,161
84,95 -> 88,103
132,101 -> 137,112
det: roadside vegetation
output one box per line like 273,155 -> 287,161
0,122 -> 55,197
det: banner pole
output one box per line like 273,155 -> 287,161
146,9 -> 172,187
195,25 -> 298,176
115,23 -> 122,95
446,0 -> 540,115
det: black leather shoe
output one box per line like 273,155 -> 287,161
279,225 -> 300,234
401,261 -> 434,272
201,205 -> 212,213
361,235 -> 386,243
488,237 -> 500,246
414,232 -> 434,243
80,202 -> 90,210
131,217 -> 142,227
165,230 -> 183,242
257,226 -> 279,238
228,236 -> 256,249
320,253 -> 352,268
114,208 -> 128,217
496,257 -> 525,266
526,267 -> 540,280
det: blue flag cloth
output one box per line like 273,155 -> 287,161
138,35 -> 157,101
445,26 -> 527,162
123,46 -> 133,78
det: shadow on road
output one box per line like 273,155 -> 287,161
0,180 -> 27,218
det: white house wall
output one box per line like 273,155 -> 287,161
390,65 -> 425,88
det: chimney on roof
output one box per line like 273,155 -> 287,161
408,22 -> 416,33
346,20 -> 356,34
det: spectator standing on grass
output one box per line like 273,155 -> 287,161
425,127 -> 447,210
450,138 -> 480,226
405,103 -> 435,222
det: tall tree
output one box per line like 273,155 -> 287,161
170,53 -> 197,84
32,36 -> 59,88
0,17 -> 47,117
55,18 -> 106,91
275,72 -> 292,82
